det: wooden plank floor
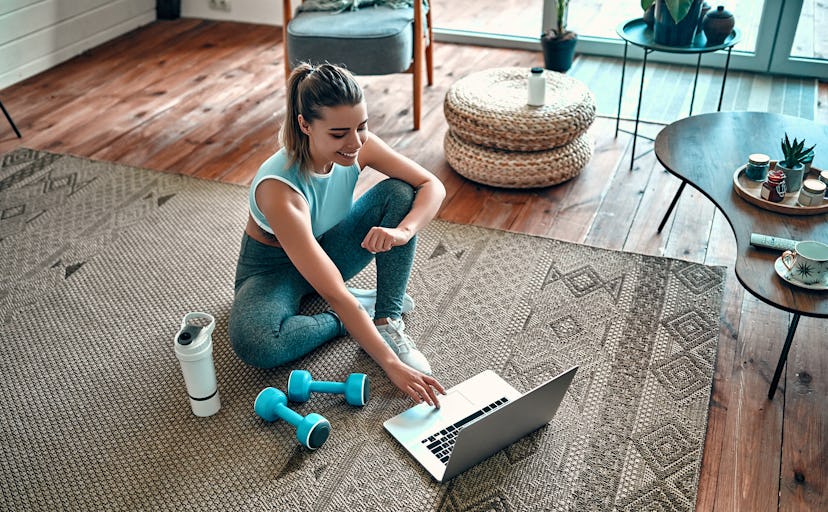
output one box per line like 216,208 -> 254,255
1,19 -> 826,511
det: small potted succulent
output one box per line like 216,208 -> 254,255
541,0 -> 577,72
777,133 -> 816,194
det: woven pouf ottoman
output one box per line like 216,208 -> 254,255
443,67 -> 596,188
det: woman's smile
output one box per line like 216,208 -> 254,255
337,149 -> 359,159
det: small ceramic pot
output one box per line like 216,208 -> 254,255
702,5 -> 735,45
777,160 -> 805,195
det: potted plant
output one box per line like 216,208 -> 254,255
777,133 -> 816,194
542,0 -> 577,73
641,0 -> 703,46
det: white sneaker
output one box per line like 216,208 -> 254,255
348,287 -> 415,319
376,318 -> 432,375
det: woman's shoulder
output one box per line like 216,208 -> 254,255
257,148 -> 295,177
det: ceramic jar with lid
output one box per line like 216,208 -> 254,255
798,179 -> 826,207
745,153 -> 770,181
702,5 -> 735,45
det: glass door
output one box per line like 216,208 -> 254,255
429,0 -> 548,50
769,0 -> 828,78
561,0 -> 781,72
431,0 -> 780,70
430,0 -> 828,79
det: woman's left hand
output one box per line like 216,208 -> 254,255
361,226 -> 413,254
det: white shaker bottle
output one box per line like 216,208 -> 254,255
527,67 -> 546,106
174,312 -> 221,417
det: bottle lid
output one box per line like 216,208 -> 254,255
802,179 -> 826,193
531,67 -> 544,74
175,312 -> 215,362
748,153 -> 769,165
708,5 -> 733,18
767,169 -> 785,182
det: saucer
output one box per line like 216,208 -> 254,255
774,257 -> 828,291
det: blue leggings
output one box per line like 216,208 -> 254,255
229,179 -> 416,368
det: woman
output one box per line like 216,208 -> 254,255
229,63 -> 445,406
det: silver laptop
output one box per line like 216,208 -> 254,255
384,366 -> 577,482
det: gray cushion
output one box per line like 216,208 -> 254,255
287,6 -> 416,75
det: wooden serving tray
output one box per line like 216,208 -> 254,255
732,163 -> 828,216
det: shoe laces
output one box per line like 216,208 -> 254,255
383,319 -> 415,354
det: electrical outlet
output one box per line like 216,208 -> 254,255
209,0 -> 231,11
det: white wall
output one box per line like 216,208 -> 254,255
181,0 -> 291,26
0,0 -> 156,90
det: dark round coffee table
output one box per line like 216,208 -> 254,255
654,111 -> 828,398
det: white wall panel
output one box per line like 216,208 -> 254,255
0,0 -> 155,89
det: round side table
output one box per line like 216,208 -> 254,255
615,18 -> 742,170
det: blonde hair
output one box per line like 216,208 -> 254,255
279,63 -> 364,173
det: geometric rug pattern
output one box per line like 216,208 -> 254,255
0,149 -> 724,511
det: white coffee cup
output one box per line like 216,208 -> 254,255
174,312 -> 221,417
781,240 -> 828,285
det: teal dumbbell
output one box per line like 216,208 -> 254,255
254,387 -> 330,450
287,370 -> 370,406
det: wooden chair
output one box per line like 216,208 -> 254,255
281,0 -> 433,130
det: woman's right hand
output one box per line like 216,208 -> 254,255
384,360 -> 446,407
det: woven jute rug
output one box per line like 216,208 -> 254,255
0,149 -> 725,511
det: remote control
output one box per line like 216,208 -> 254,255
750,233 -> 797,251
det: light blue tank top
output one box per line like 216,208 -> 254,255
249,148 -> 360,238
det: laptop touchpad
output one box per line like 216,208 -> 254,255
439,389 -> 474,411
387,390 -> 474,443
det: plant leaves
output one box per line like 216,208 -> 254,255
665,0 -> 693,23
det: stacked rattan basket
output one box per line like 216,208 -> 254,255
444,67 -> 596,188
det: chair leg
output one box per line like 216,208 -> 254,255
282,0 -> 292,85
413,63 -> 422,131
425,41 -> 434,86
425,10 -> 434,86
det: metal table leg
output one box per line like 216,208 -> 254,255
768,313 -> 801,399
629,49 -> 651,171
0,99 -> 21,139
615,41 -> 629,138
657,180 -> 686,233
717,46 -> 734,112
688,53 -> 702,116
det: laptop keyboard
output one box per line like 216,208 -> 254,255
421,397 -> 509,464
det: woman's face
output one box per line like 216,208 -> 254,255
300,101 -> 368,173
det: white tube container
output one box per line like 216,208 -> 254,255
527,67 -> 546,106
174,312 -> 221,417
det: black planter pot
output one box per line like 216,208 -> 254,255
541,33 -> 578,73
157,0 -> 181,20
653,0 -> 702,46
